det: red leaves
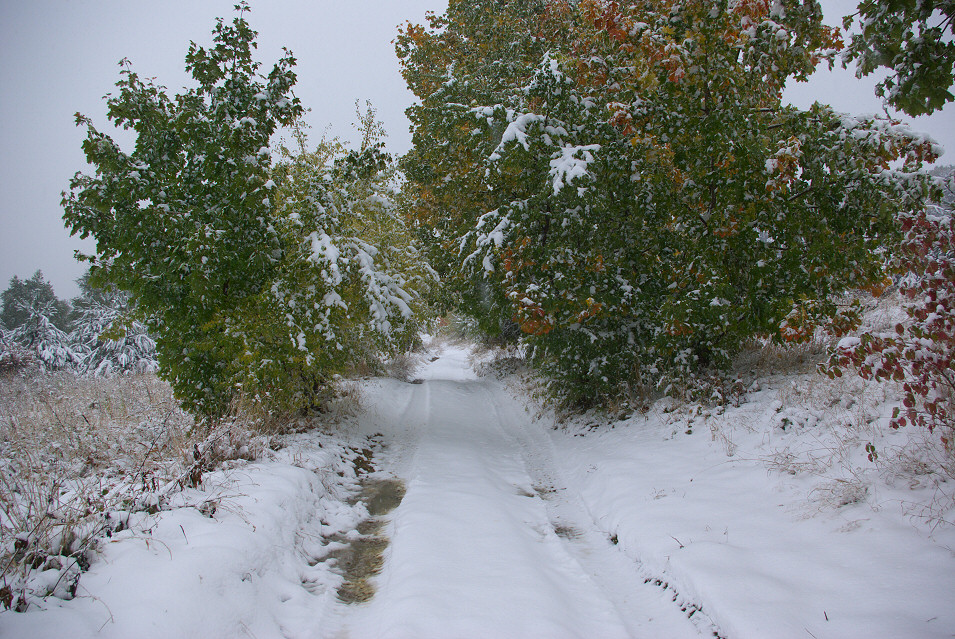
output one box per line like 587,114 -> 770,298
824,211 -> 955,435
581,0 -> 628,43
512,300 -> 554,336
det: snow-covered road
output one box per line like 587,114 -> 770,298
7,340 -> 955,638
331,346 -> 706,638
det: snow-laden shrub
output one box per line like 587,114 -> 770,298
70,285 -> 157,376
9,300 -> 82,371
826,206 -> 955,475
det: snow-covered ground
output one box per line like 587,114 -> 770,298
3,340 -> 954,638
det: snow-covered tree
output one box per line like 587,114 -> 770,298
0,272 -> 77,371
9,297 -> 83,371
63,6 -> 432,415
402,0 -> 939,407
225,108 -> 435,412
1,271 -> 70,332
70,272 -> 157,376
827,192 -> 954,451
842,0 -> 955,116
395,0 -> 571,337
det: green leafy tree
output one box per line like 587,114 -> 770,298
64,7 -> 432,416
396,0 -> 574,336
230,108 -> 435,411
842,0 -> 955,116
63,4 -> 302,415
64,4 -> 433,417
1,271 -> 71,331
409,0 -> 938,407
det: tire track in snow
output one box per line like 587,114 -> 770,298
488,382 -> 719,639
336,372 -> 642,637
316,379 -> 426,639
325,345 -> 718,638
373,378 -> 430,480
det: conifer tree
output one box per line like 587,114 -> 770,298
70,272 -> 157,376
1,271 -> 71,332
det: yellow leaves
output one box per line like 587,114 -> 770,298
715,153 -> 736,171
809,26 -> 845,67
586,253 -> 605,273
631,136 -> 686,187
576,297 -> 604,323
501,237 -> 533,277
859,276 -> 893,298
510,290 -> 604,335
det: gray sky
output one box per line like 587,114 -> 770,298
1,0 -> 952,301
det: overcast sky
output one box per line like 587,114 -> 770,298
1,0 -> 953,301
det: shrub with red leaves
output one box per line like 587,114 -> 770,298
825,209 -> 955,449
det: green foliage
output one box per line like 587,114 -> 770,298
396,0 -> 572,338
843,0 -> 955,116
63,6 -> 432,416
232,111 -> 435,411
401,0 -> 937,409
1,271 -> 71,332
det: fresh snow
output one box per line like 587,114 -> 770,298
3,342 -> 955,638
549,145 -> 600,195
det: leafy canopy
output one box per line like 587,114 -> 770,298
843,0 -> 955,116
400,0 -> 937,408
63,4 -> 432,416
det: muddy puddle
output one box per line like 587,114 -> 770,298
554,524 -> 582,540
330,478 -> 406,604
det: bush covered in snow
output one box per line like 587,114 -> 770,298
62,8 -> 433,418
0,373 -> 194,610
827,194 -> 955,476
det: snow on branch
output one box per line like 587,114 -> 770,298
550,145 -> 601,195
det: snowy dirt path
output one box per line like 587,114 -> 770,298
327,345 -> 706,639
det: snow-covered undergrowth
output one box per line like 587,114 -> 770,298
531,294 -> 955,637
0,372 -> 195,607
0,371 -> 375,636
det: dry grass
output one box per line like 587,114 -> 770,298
733,335 -> 833,380
0,369 -> 305,611
0,371 -> 199,609
670,289 -> 953,528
